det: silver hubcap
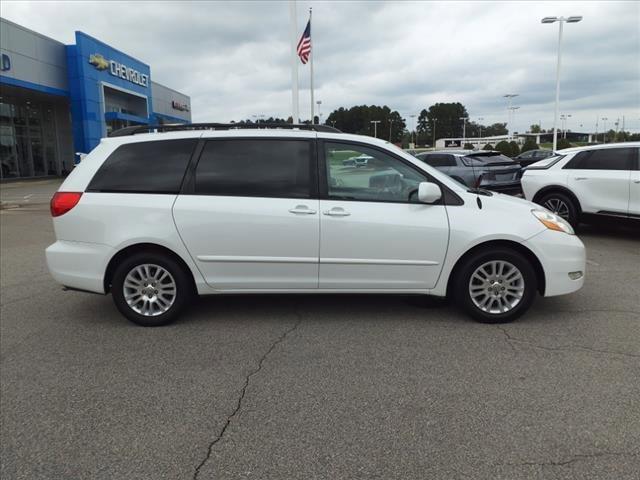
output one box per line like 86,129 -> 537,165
543,198 -> 570,220
469,261 -> 525,314
123,264 -> 176,316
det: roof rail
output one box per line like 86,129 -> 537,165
108,122 -> 341,137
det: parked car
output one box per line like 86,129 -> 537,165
515,149 -> 555,167
343,154 -> 372,167
521,142 -> 640,227
415,150 -> 522,194
46,124 -> 585,327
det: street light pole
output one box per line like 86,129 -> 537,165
504,94 -> 519,138
459,116 -> 468,146
389,119 -> 394,142
409,114 -> 417,146
316,100 -> 322,124
432,119 -> 437,148
478,117 -> 484,140
370,120 -> 381,138
542,15 -> 582,152
602,117 -> 608,143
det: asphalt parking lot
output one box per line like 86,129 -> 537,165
1,179 -> 639,480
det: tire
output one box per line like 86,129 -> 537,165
453,248 -> 537,324
538,191 -> 579,227
111,252 -> 192,326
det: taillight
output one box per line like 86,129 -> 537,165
50,192 -> 83,217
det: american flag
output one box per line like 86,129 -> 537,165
297,20 -> 311,64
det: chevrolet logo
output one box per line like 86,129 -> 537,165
89,53 -> 109,71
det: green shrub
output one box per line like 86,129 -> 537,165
494,141 -> 512,156
483,143 -> 494,150
464,143 -> 475,150
509,141 -> 520,156
556,138 -> 574,150
521,139 -> 539,153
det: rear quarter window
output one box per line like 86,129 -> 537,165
87,139 -> 197,193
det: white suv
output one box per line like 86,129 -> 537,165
46,124 -> 585,326
521,142 -> 640,226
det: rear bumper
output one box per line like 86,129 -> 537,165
46,241 -> 114,294
523,230 -> 586,297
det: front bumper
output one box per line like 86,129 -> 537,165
523,229 -> 586,297
46,240 -> 114,294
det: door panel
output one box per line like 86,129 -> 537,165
568,171 -> 630,214
566,148 -> 634,214
173,196 -> 320,289
319,200 -> 448,289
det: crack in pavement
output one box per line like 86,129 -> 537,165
192,312 -> 303,480
496,450 -> 640,468
494,325 -> 640,359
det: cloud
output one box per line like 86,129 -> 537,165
2,0 -> 638,132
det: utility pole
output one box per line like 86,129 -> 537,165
478,117 -> 484,140
602,117 -> 608,143
389,119 -> 394,142
370,120 -> 381,138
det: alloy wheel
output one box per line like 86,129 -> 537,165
123,264 -> 176,316
469,260 -> 525,314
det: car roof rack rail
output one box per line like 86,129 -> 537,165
108,122 -> 341,137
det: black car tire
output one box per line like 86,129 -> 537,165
453,248 -> 537,324
538,191 -> 579,227
111,252 -> 192,327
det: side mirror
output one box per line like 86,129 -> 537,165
418,182 -> 442,204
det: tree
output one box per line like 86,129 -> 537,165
483,143 -> 494,150
325,105 -> 406,143
416,102 -> 469,145
521,139 -> 539,153
530,124 -> 541,133
494,141 -> 512,156
509,141 -> 520,156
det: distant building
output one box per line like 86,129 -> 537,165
0,18 -> 192,180
435,131 -> 594,150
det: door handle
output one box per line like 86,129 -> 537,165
323,208 -> 351,217
288,205 -> 317,215
574,177 -> 588,181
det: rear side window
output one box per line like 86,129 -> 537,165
564,148 -> 634,170
88,139 -> 197,193
421,154 -> 456,167
194,139 -> 312,198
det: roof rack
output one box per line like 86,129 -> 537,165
108,122 -> 341,137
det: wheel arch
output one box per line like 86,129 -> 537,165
532,185 -> 582,214
104,243 -> 197,294
446,239 -> 546,297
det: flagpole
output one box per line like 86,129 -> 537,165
309,7 -> 315,124
289,0 -> 299,123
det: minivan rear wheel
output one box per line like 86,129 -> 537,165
111,252 -> 191,326
454,248 -> 537,323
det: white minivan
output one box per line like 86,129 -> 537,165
46,124 -> 585,326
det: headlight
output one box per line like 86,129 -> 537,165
532,209 -> 574,235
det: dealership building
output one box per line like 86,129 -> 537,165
0,18 -> 192,180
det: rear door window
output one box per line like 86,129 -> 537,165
194,139 -> 313,198
564,148 -> 634,170
421,154 -> 456,167
87,139 -> 197,193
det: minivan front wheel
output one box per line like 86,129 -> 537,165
454,248 -> 537,323
111,252 -> 191,326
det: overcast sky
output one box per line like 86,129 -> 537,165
3,1 -> 639,133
